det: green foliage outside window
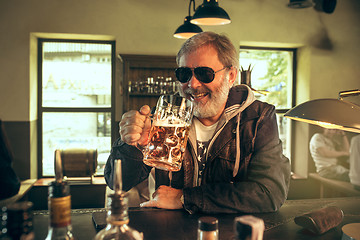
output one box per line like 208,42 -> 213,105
239,49 -> 292,109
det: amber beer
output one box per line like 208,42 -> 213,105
143,123 -> 190,171
142,95 -> 193,172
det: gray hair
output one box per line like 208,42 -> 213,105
176,32 -> 239,70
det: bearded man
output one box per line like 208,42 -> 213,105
105,32 -> 291,214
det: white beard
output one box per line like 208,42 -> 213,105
179,74 -> 230,119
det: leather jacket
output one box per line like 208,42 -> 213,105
105,84 -> 291,214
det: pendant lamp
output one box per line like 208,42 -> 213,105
284,89 -> 360,133
191,0 -> 231,26
174,0 -> 203,39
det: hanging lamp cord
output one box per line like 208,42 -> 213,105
189,0 -> 196,16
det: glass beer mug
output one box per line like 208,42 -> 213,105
142,95 -> 193,172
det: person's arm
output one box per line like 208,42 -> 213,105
317,146 -> 349,158
104,105 -> 152,191
104,138 -> 152,191
182,106 -> 291,214
316,131 -> 350,158
0,122 -> 20,200
0,161 -> 20,200
335,131 -> 350,152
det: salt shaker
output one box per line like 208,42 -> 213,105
197,216 -> 219,240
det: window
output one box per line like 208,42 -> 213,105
239,47 -> 296,159
38,39 -> 115,177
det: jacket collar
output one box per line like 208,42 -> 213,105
188,85 -> 258,153
220,84 -> 257,127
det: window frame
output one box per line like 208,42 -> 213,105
37,38 -> 116,178
239,46 -> 297,162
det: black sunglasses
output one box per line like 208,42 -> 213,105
175,66 -> 231,84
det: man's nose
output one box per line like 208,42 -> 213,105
188,74 -> 203,88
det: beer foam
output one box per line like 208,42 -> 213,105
153,119 -> 188,127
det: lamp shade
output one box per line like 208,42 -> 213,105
284,98 -> 360,133
190,0 -> 231,26
174,16 -> 203,39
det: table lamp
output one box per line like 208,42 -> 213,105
284,89 -> 360,133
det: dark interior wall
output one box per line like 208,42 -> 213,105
3,121 -> 32,180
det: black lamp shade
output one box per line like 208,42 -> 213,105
284,98 -> 360,133
191,0 -> 231,26
314,0 -> 337,14
174,16 -> 203,39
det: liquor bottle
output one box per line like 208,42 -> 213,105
94,159 -> 143,240
45,180 -> 74,240
1,201 -> 34,240
197,216 -> 219,240
94,192 -> 143,240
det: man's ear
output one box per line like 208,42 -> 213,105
228,67 -> 238,86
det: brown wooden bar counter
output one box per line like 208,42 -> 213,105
33,197 -> 360,240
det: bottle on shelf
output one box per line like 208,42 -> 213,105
1,201 -> 34,240
147,77 -> 154,94
197,216 -> 219,240
153,77 -> 161,94
156,76 -> 164,94
139,80 -> 147,94
165,77 -> 173,94
45,149 -> 74,240
131,81 -> 139,94
171,78 -> 177,94
94,159 -> 143,240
